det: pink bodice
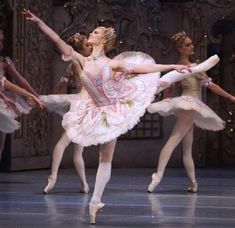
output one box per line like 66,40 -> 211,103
81,58 -> 135,107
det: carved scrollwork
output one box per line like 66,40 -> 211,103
52,0 -> 235,165
205,0 -> 234,8
11,0 -> 53,159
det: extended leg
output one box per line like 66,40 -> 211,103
157,55 -> 219,93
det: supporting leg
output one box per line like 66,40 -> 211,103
73,144 -> 89,193
43,132 -> 71,194
182,126 -> 198,193
148,110 -> 195,192
89,139 -> 117,224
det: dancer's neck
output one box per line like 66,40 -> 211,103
179,55 -> 191,65
89,46 -> 105,60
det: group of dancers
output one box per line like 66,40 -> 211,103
0,8 -> 234,224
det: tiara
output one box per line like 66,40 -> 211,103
172,31 -> 186,41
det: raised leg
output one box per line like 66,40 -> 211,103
157,55 -> 220,93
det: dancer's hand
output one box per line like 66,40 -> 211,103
27,95 -> 45,110
22,9 -> 40,23
174,65 -> 191,73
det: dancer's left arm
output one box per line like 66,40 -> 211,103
207,82 -> 235,102
110,60 -> 191,74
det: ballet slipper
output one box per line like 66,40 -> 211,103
187,180 -> 198,193
43,175 -> 57,194
89,202 -> 105,224
148,173 -> 162,193
80,183 -> 89,194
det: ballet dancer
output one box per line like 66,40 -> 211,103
23,9 -> 219,224
147,31 -> 235,193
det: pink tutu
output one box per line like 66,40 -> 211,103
41,51 -> 160,146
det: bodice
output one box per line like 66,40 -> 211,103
81,58 -> 117,107
181,75 -> 202,98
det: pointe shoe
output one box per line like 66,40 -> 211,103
80,183 -> 89,194
89,202 -> 105,224
148,173 -> 162,193
187,180 -> 198,193
43,175 -> 57,194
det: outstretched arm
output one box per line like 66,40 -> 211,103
110,59 -> 190,74
5,60 -> 38,97
22,9 -> 84,65
4,80 -> 44,109
208,82 -> 235,102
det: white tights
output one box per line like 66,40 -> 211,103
158,55 -> 219,92
157,110 -> 196,183
50,132 -> 87,187
90,139 -> 117,204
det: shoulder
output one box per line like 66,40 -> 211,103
2,57 -> 13,65
108,59 -> 122,70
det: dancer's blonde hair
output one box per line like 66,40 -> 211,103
98,26 -> 116,52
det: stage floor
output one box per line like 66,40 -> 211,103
0,168 -> 235,227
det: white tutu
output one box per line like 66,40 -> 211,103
0,98 -> 20,133
0,91 -> 33,133
147,95 -> 225,131
43,51 -> 160,146
39,94 -> 78,116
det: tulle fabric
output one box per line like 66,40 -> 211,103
147,95 -> 225,131
42,51 -> 160,146
0,77 -> 33,133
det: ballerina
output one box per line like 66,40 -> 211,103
43,33 -> 92,194
0,73 -> 44,133
23,9 -> 219,224
147,31 -> 235,193
0,28 -> 39,159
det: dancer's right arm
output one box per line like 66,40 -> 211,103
22,9 -> 85,65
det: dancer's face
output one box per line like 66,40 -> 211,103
178,37 -> 194,57
88,27 -> 106,47
0,30 -> 4,51
81,38 -> 92,57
